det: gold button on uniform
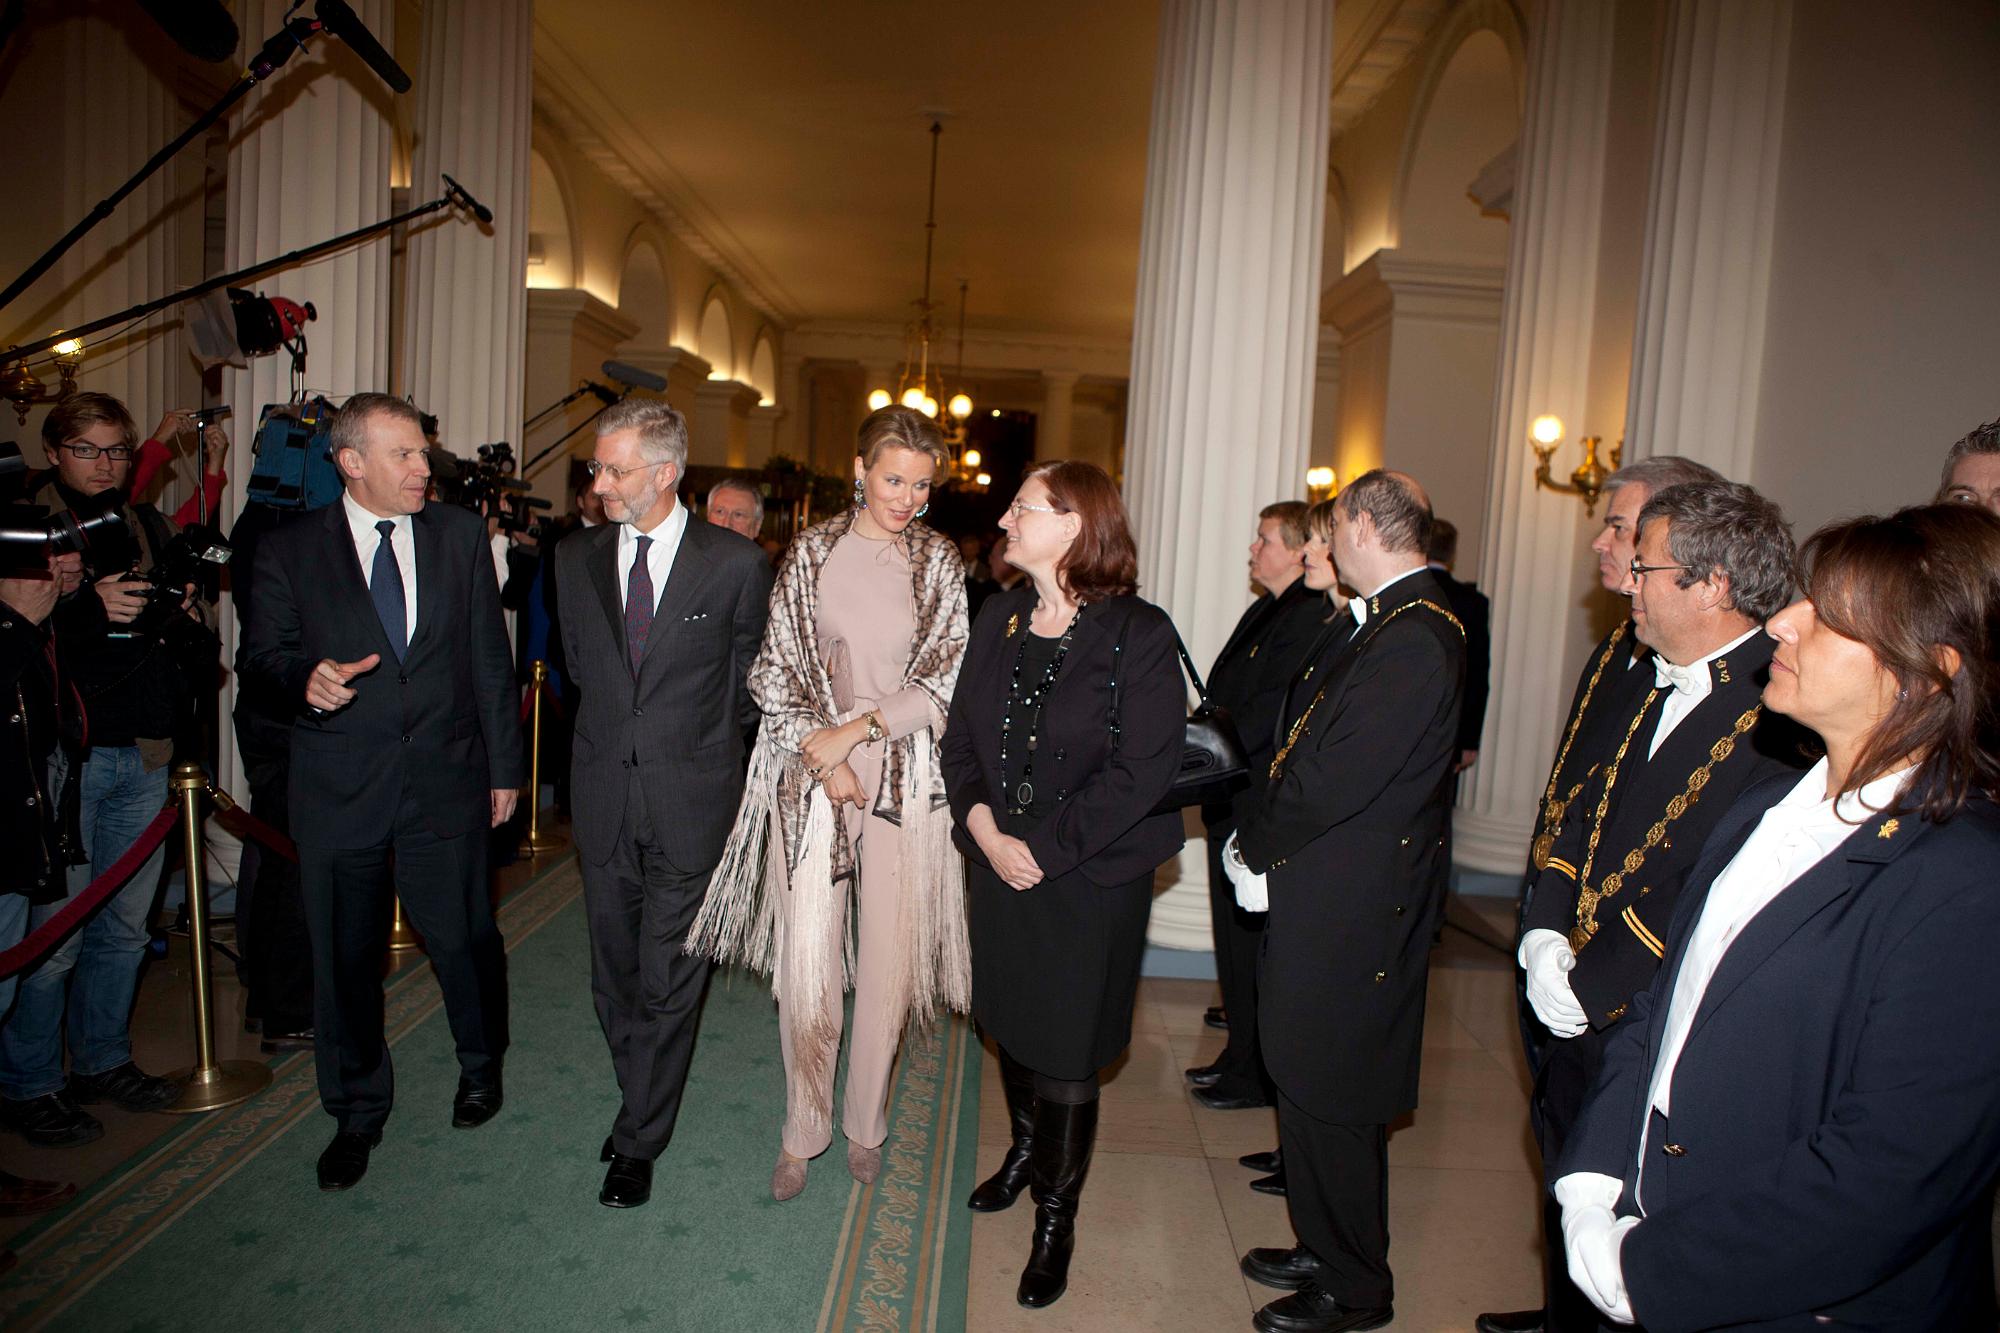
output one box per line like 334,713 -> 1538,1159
1372,971 -> 1386,983
1662,1142 -> 1687,1157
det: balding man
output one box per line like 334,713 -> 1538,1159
1938,418 -> 2000,515
1230,469 -> 1466,1333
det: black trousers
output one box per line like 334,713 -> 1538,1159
299,807 -> 506,1135
238,710 -> 312,1034
1202,826 -> 1270,1098
1278,1089 -> 1392,1308
580,768 -> 713,1160
1535,1024 -> 1613,1332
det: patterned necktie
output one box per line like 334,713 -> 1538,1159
370,519 -> 407,660
625,534 -> 654,675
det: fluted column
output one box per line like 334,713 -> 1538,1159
1623,0 -> 1793,479
215,0 -> 400,802
1037,370 -> 1079,458
1123,0 -> 1333,952
1456,0 -> 1618,873
402,0 -> 532,450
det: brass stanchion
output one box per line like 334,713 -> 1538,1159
387,896 -> 422,952
164,763 -> 273,1113
519,659 -> 562,854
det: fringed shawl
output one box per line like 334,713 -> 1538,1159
688,508 -> 971,1133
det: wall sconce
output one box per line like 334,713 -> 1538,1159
1529,414 -> 1621,516
1,335 -> 85,424
1306,466 -> 1337,503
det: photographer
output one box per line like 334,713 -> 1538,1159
0,392 -> 213,1146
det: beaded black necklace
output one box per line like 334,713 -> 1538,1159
999,606 -> 1083,814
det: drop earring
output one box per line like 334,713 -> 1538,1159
853,480 -> 866,508
916,502 -> 930,519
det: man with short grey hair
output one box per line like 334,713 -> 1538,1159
1938,417 -> 2000,515
705,478 -> 764,540
1488,478 -> 1812,1333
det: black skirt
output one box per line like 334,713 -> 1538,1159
967,856 -> 1154,1079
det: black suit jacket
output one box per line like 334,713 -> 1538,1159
1236,569 -> 1464,1122
1524,634 -> 1815,1025
1200,578 -> 1333,832
1560,779 -> 2000,1331
553,513 -> 771,872
1430,567 -> 1491,754
942,586 -> 1184,887
240,500 -> 522,849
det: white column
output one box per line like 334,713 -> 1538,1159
1623,0 -> 1793,480
216,0 -> 400,803
1037,370 -> 1079,458
1123,0 -> 1333,952
402,0 -> 532,451
1456,0 -> 1619,873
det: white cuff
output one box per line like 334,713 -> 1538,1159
1221,833 -> 1268,911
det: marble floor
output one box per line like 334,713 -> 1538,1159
965,899 -> 1544,1333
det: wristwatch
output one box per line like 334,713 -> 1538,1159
863,711 -> 886,744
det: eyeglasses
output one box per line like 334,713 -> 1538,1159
585,459 -> 667,482
1628,557 -> 1691,580
1007,499 -> 1063,518
59,443 -> 134,461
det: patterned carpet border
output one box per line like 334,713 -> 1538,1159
0,852 -> 583,1330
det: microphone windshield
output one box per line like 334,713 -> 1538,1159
315,0 -> 412,93
602,361 -> 668,394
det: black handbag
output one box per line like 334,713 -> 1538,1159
1109,619 -> 1251,815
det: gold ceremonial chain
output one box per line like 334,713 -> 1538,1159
1268,599 -> 1464,781
1531,623 -> 1629,871
1568,700 -> 1763,953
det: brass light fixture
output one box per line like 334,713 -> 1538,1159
1,336 -> 86,424
1529,414 -> 1621,516
1306,466 -> 1337,503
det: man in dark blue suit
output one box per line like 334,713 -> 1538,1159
242,393 -> 522,1192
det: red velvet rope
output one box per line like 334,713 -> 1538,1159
516,677 -> 563,723
0,806 -> 178,979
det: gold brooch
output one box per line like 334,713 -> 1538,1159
1006,613 -> 1020,638
1715,658 -> 1731,684
1878,818 -> 1900,840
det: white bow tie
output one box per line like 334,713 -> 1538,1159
1653,658 -> 1705,697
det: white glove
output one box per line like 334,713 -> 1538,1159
1560,1201 -> 1639,1324
1221,832 -> 1268,912
1520,928 -> 1588,1037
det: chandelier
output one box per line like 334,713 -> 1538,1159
867,121 -> 976,457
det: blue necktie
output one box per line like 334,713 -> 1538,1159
625,535 -> 654,675
371,518 -> 407,660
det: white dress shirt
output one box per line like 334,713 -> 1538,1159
615,498 -> 689,616
1348,564 -> 1427,635
1645,626 -> 1761,758
1555,759 -> 1912,1323
343,492 -> 417,644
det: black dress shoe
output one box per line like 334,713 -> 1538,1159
1203,1006 -> 1229,1030
0,1169 -> 77,1217
1239,1148 -> 1282,1173
0,1092 -> 104,1148
1474,1310 -> 1545,1333
600,1135 -> 615,1162
317,1130 -> 381,1191
1250,1168 -> 1288,1196
259,1027 -> 315,1054
600,1154 -> 653,1208
1253,1285 -> 1392,1333
1184,1063 -> 1223,1088
1241,1244 -> 1329,1291
1192,1084 -> 1270,1111
68,1062 -> 180,1112
451,1077 -> 502,1129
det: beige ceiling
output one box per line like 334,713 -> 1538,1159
533,0 -> 1164,340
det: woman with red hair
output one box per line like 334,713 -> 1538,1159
942,460 -> 1187,1308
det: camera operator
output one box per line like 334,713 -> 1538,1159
0,550 -> 86,1222
0,392 -> 214,1146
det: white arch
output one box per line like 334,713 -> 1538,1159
617,228 -> 675,350
1389,0 -> 1527,251
527,147 -> 579,289
1392,26 -> 1520,261
697,287 -> 735,380
748,330 -> 777,405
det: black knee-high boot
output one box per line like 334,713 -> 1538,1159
1016,1096 -> 1098,1308
969,1048 -> 1038,1211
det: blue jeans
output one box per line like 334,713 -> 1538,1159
0,747 -> 170,1100
0,891 -> 28,1022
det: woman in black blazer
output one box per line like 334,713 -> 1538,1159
941,460 -> 1184,1310
1555,504 -> 2000,1331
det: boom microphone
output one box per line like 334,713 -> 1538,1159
136,0 -> 240,63
441,174 -> 493,225
314,0 -> 411,93
603,361 -> 668,394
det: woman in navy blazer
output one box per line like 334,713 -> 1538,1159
1555,504 -> 2000,1332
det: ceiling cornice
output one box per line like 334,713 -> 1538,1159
1328,0 -> 1453,138
531,20 -> 804,329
